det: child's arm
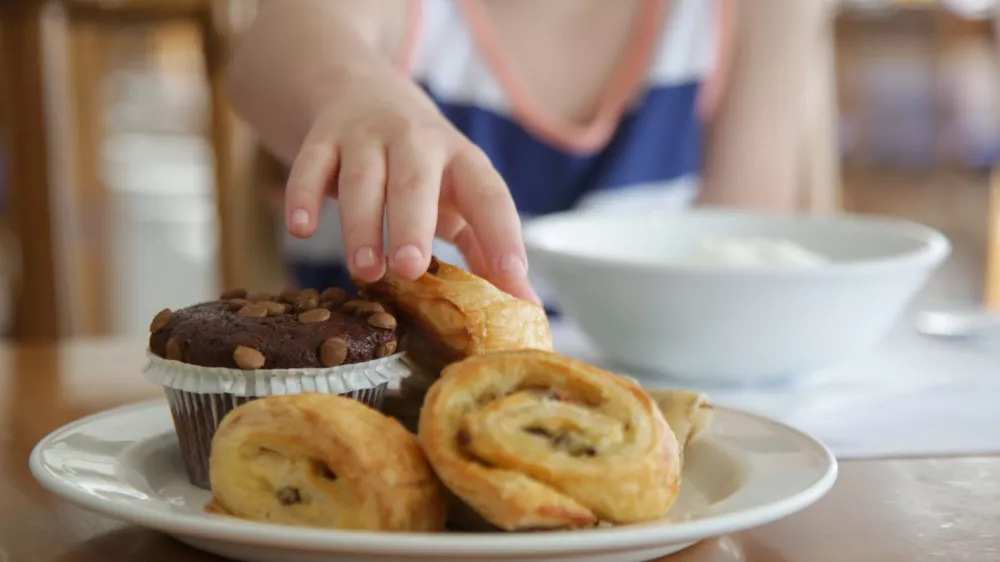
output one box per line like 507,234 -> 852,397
227,0 -> 536,301
698,0 -> 828,210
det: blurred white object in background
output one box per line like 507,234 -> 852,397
942,0 -> 998,19
525,210 -> 950,384
688,237 -> 830,268
915,308 -> 1000,339
97,26 -> 220,335
842,0 -> 998,16
103,133 -> 219,335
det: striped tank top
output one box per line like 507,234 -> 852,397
286,0 -> 733,303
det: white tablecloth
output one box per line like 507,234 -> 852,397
549,318 -> 1000,459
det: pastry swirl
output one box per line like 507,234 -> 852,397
646,389 -> 713,461
209,393 -> 446,531
418,350 -> 681,530
356,257 -> 553,373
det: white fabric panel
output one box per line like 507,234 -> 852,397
645,0 -> 718,87
410,0 -> 512,115
410,0 -> 717,112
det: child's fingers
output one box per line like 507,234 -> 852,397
500,276 -> 542,305
285,142 -> 339,238
444,215 -> 541,304
337,139 -> 388,281
445,147 -> 531,292
385,135 -> 445,280
436,213 -> 490,278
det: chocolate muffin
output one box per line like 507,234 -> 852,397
148,300 -> 399,369
143,287 -> 413,490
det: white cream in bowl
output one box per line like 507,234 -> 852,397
687,237 -> 829,268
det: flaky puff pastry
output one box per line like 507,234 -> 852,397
356,257 -> 553,373
645,389 -> 713,462
209,393 -> 446,531
418,350 -> 681,531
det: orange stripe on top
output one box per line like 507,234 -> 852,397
456,0 -> 669,155
698,0 -> 736,124
398,0 -> 424,74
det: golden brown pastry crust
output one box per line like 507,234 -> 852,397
645,389 -> 713,461
356,257 -> 553,373
418,350 -> 681,531
209,393 -> 446,531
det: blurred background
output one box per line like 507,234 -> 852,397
1,0 -> 1000,340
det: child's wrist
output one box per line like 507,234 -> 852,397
301,63 -> 396,114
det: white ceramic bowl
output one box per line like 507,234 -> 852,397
523,210 -> 950,383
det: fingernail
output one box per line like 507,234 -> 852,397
496,254 -> 528,278
354,246 -> 377,269
290,209 -> 310,230
393,244 -> 423,266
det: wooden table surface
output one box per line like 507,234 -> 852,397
1,341 -> 998,562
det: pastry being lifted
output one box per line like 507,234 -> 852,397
356,257 -> 553,374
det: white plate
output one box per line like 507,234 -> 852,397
30,399 -> 837,562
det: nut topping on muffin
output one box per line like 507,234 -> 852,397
320,337 -> 349,367
239,304 -> 269,318
299,308 -> 331,324
320,287 -> 349,307
149,308 -> 172,334
233,345 -> 266,370
166,337 -> 183,361
149,298 -> 398,369
368,312 -> 397,330
262,301 -> 288,315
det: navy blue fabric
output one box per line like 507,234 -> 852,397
427,81 -> 703,214
289,258 -> 564,318
290,261 -> 357,294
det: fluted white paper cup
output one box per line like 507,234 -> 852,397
143,350 -> 414,489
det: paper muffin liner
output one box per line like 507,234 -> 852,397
143,349 -> 414,396
143,350 -> 415,489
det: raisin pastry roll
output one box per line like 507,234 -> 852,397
418,350 -> 681,531
209,393 -> 446,531
355,257 -> 553,374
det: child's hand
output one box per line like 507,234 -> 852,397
283,70 -> 538,303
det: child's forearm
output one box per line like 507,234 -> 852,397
227,0 -> 411,163
699,0 -> 827,211
225,1 -> 535,300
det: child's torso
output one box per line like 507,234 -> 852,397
407,0 -> 726,215
460,0 -> 650,125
